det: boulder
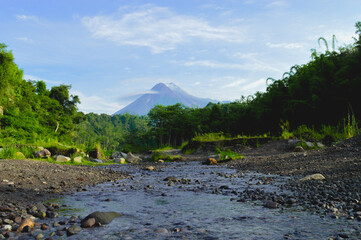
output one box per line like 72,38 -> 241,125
16,152 -> 25,159
208,154 -> 221,160
264,201 -> 279,209
126,152 -> 141,164
146,166 -> 155,171
34,149 -> 51,158
113,158 -> 125,164
66,224 -> 82,236
316,142 -> 325,148
304,141 -> 314,148
300,173 -> 325,181
206,158 -> 217,165
111,151 -> 120,159
81,218 -> 96,228
73,156 -> 82,163
293,146 -> 305,152
80,211 -> 122,226
90,159 -> 103,163
55,155 -> 71,163
17,218 -> 34,232
120,152 -> 128,158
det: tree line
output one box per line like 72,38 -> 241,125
147,22 -> 361,147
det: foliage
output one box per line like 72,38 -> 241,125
146,22 -> 361,147
150,151 -> 183,162
0,44 -> 83,144
74,112 -> 155,153
214,148 -> 243,161
192,132 -> 237,142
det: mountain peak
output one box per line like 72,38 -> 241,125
113,82 -> 213,116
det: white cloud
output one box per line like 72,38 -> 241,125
72,90 -> 122,114
16,37 -> 33,43
184,60 -> 279,72
23,74 -> 62,85
15,14 -> 39,22
240,78 -> 266,92
82,5 -> 246,53
221,78 -> 247,89
266,42 -> 303,49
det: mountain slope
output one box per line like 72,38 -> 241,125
113,83 -> 213,115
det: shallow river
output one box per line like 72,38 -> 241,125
58,162 -> 358,239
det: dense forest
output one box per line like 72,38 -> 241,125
147,22 -> 361,147
0,43 -> 84,144
1,22 -> 360,153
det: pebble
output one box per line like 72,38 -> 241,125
36,233 -> 44,239
66,224 -> 82,236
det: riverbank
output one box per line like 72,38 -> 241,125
0,136 -> 360,239
0,159 -> 125,212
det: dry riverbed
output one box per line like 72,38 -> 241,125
0,136 -> 360,239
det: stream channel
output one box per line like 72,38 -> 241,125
55,162 -> 358,239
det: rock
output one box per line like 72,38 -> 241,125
66,224 -> 82,236
81,217 -> 96,228
155,228 -> 169,234
113,158 -> 126,164
300,173 -> 326,181
264,201 -> 279,209
15,152 -> 25,159
126,152 -> 141,164
111,151 -> 120,159
206,158 -> 218,165
73,156 -> 82,163
35,233 -> 44,240
81,211 -> 122,226
17,218 -> 34,232
35,203 -> 47,212
208,154 -> 221,160
55,155 -> 71,163
120,152 -> 128,158
146,166 -> 155,171
90,159 -> 103,163
1,225 -> 12,232
294,146 -> 305,152
316,142 -> 325,148
304,141 -> 314,148
158,160 -> 164,163
40,149 -> 51,158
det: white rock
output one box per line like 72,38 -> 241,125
300,173 -> 326,181
55,155 -> 71,162
2,224 -> 12,231
73,156 -> 82,163
113,158 -> 126,164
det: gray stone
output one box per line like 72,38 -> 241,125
67,224 -> 82,236
81,211 -> 122,226
316,142 -> 325,148
264,201 -> 279,209
113,158 -> 126,164
305,141 -> 314,148
294,146 -> 305,152
300,173 -> 326,181
126,152 -> 141,164
73,156 -> 82,163
35,233 -> 44,240
55,155 -> 71,162
90,159 -> 103,163
111,151 -> 120,159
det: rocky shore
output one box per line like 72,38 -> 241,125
0,136 -> 360,239
0,159 -> 125,238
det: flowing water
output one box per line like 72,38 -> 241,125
58,162 -> 359,239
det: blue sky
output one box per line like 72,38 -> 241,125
1,0 -> 360,114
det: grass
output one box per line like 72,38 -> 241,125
214,148 -> 243,161
150,150 -> 183,162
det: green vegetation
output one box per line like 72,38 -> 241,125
150,151 -> 183,162
214,148 -> 243,161
1,21 -> 361,160
147,22 -> 361,148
